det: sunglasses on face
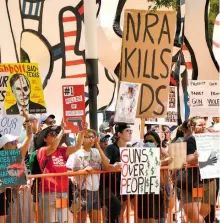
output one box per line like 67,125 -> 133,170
144,140 -> 155,143
47,131 -> 57,137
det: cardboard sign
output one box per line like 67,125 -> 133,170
168,142 -> 187,170
188,80 -> 220,117
146,86 -> 178,125
0,72 -> 10,115
62,85 -> 85,133
0,115 -> 23,136
2,63 -> 47,115
120,147 -> 160,195
0,149 -> 26,190
194,133 -> 220,180
114,82 -> 140,124
121,10 -> 176,118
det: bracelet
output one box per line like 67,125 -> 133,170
25,119 -> 30,122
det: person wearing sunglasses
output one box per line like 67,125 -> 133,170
38,114 -> 56,131
0,110 -> 33,222
36,119 -> 87,223
137,130 -> 173,223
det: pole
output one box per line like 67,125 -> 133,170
84,0 -> 98,131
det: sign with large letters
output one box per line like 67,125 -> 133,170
120,147 -> 160,195
121,10 -> 176,118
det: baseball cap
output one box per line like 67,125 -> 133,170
99,133 -> 111,142
38,114 -> 55,124
99,122 -> 110,133
0,134 -> 18,148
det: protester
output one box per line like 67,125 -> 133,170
38,113 -> 56,131
104,123 -> 133,223
99,133 -> 111,151
37,119 -> 86,223
177,116 -> 217,223
0,110 -> 33,223
137,130 -> 173,223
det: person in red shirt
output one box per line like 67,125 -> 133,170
37,119 -> 86,223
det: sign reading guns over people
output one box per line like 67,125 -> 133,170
121,10 -> 176,118
120,147 -> 160,195
2,63 -> 47,115
0,149 -> 26,190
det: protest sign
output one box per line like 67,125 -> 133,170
194,133 -> 220,179
114,82 -> 140,124
121,10 -> 176,118
188,80 -> 220,117
120,147 -> 160,195
168,142 -> 187,170
145,86 -> 178,125
0,72 -> 10,115
2,63 -> 47,115
62,85 -> 85,133
0,115 -> 23,136
0,149 -> 26,190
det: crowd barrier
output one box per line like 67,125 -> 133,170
0,165 -> 219,223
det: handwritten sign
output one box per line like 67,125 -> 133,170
62,85 -> 85,133
2,63 -> 47,114
194,133 -> 220,179
121,10 -> 176,118
120,147 -> 160,195
0,115 -> 23,136
0,72 -> 10,115
188,80 -> 220,117
0,149 -> 26,190
168,142 -> 187,170
114,82 -> 140,124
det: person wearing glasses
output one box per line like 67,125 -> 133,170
38,114 -> 56,131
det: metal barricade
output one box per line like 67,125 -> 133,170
0,166 -> 219,223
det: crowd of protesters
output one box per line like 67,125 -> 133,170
0,111 -> 219,223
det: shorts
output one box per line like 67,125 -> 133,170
177,180 -> 216,204
81,190 -> 100,211
39,192 -> 68,222
0,192 -> 9,216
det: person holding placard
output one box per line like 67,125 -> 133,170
137,131 -> 172,223
0,110 -> 33,223
177,116 -> 216,223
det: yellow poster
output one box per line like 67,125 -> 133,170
1,63 -> 47,114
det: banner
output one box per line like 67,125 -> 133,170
114,82 -> 140,124
194,133 -> 220,179
121,10 -> 176,118
0,115 -> 23,136
0,72 -> 9,115
62,85 -> 85,133
168,142 -> 187,170
2,63 -> 47,114
188,80 -> 220,117
145,86 -> 178,125
0,149 -> 26,190
120,147 -> 160,195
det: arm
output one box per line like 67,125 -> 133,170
20,110 -> 33,159
187,154 -> 198,165
66,122 -> 88,156
46,119 -> 65,156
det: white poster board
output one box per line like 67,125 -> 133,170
194,133 -> 220,179
0,72 -> 10,115
114,82 -> 140,124
120,147 -> 160,195
188,80 -> 220,117
0,115 -> 23,136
